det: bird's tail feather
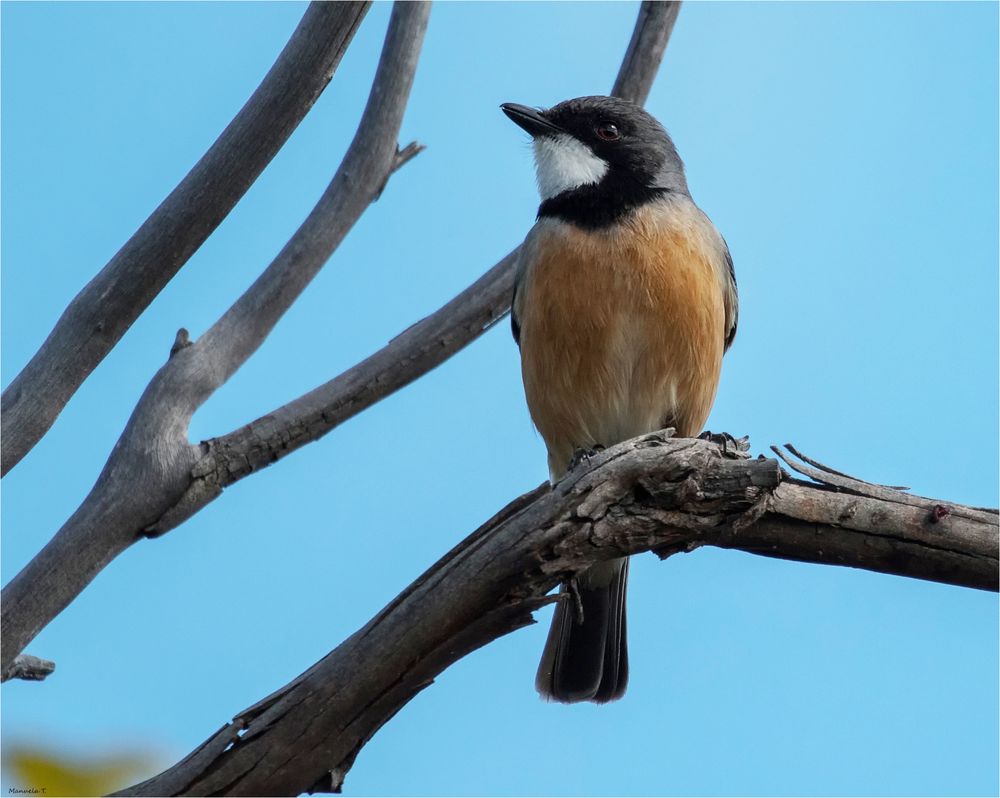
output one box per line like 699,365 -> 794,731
535,557 -> 629,703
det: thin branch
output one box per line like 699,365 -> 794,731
141,0 -> 684,536
1,0 -> 678,671
0,1 -> 371,476
169,1 -> 430,418
770,445 -> 998,524
377,141 -> 427,199
0,1 -> 430,676
144,250 -> 519,536
782,442 -> 910,490
115,435 -> 998,796
611,1 -> 681,104
1,654 -> 56,683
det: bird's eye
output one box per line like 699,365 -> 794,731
595,121 -> 621,141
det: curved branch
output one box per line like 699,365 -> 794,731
145,250 -> 519,535
611,1 -> 681,104
1,0 -> 677,671
162,0 -> 431,419
115,435 -> 998,796
141,0 -> 684,535
0,1 -> 371,476
0,1 -> 430,676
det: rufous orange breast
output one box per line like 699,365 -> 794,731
515,195 -> 730,478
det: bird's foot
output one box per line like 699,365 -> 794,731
698,430 -> 751,457
567,444 -> 606,472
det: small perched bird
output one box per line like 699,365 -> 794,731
502,96 -> 738,703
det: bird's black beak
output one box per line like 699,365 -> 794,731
501,103 -> 562,138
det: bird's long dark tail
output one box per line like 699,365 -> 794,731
535,557 -> 629,703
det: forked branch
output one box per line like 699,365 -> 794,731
0,1 -> 430,676
1,0 -> 681,673
142,0 -> 684,536
1,2 -> 371,475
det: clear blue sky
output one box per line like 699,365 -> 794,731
2,2 -> 997,796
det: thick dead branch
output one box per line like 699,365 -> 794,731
2,654 -> 56,683
115,435 -> 998,796
1,2 -> 370,476
0,1 -> 430,676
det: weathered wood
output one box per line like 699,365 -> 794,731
1,654 -> 56,682
115,434 -> 998,796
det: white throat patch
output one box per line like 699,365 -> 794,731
532,134 -> 608,200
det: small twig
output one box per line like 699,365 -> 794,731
784,442 -> 909,490
771,445 -> 909,500
2,654 -> 56,682
392,141 -> 425,175
169,328 -> 191,359
770,445 -> 998,525
375,140 -> 425,199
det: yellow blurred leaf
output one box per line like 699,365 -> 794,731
5,745 -> 155,798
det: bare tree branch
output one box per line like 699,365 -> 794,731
143,250 -> 519,536
0,1 -> 430,676
0,0 -> 678,672
114,435 -> 998,796
0,1 -> 371,476
139,0 -> 684,535
611,0 -> 681,104
1,654 -> 56,683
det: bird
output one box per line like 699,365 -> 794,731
501,95 -> 738,703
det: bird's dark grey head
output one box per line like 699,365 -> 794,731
501,95 -> 688,227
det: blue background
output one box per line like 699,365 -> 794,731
2,2 -> 997,795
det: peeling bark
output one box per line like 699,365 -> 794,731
114,435 -> 998,796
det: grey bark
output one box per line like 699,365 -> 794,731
2,654 -> 56,682
0,1 -> 370,476
113,434 -> 998,797
611,0 -> 681,104
0,0 -> 678,675
0,1 -> 430,677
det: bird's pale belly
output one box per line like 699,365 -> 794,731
517,203 -> 726,479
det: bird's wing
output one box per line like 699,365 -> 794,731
722,238 -> 739,352
510,223 -> 546,347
